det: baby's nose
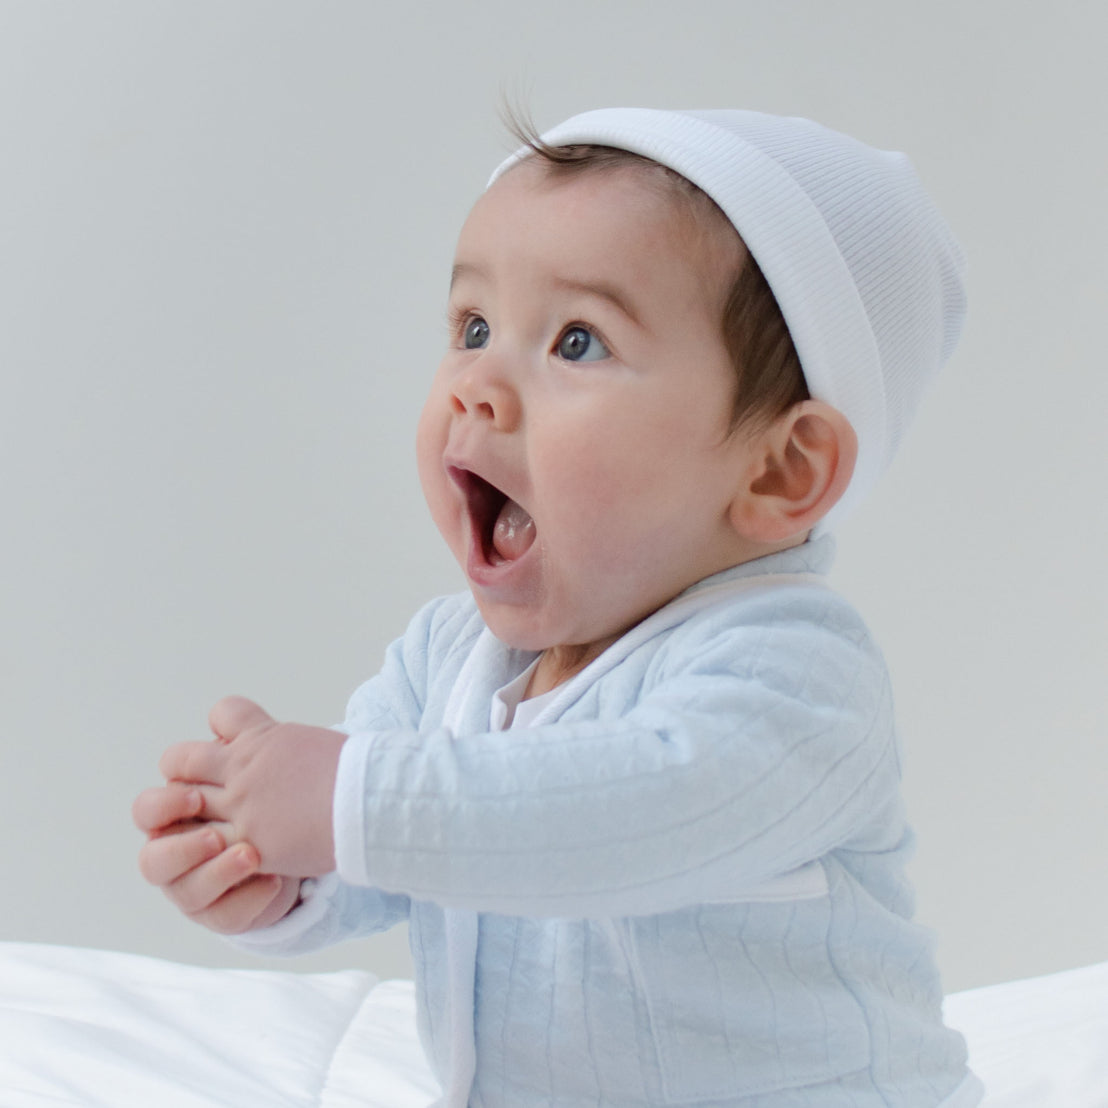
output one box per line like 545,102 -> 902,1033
450,368 -> 521,432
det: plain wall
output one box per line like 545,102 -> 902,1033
1,0 -> 1104,993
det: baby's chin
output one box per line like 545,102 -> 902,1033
473,596 -> 631,671
471,598 -> 552,655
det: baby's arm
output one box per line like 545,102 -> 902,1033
334,591 -> 899,919
133,785 -> 301,933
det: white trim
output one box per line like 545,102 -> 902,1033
525,571 -> 830,728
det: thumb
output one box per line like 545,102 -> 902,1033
208,695 -> 275,744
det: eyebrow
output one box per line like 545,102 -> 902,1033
450,263 -> 644,329
450,262 -> 482,290
548,275 -> 644,328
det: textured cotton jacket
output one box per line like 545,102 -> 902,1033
235,537 -> 980,1107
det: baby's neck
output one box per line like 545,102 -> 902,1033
524,637 -> 619,699
522,534 -> 813,700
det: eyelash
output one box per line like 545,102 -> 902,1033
446,305 -> 472,334
446,308 -> 612,359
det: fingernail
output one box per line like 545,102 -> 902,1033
186,790 -> 202,815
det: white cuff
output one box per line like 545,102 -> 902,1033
227,872 -> 341,954
333,730 -> 374,887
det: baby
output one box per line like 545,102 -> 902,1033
134,108 -> 983,1107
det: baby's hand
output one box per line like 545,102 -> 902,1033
158,696 -> 345,879
133,784 -> 301,933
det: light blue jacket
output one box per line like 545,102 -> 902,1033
237,537 -> 978,1106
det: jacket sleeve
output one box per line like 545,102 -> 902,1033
334,590 -> 903,919
227,874 -> 411,957
228,594 -> 481,955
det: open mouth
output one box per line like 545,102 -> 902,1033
450,467 -> 536,566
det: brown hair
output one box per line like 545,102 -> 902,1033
502,117 -> 809,433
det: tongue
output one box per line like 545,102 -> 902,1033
491,499 -> 536,562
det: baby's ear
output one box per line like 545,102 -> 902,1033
728,401 -> 857,543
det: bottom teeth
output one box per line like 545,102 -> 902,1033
491,499 -> 536,562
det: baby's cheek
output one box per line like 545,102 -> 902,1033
414,407 -> 440,486
415,418 -> 452,526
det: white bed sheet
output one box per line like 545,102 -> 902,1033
0,943 -> 437,1107
0,941 -> 1104,1107
943,958 -> 1108,1108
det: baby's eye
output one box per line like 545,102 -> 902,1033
463,317 -> 490,349
556,326 -> 610,363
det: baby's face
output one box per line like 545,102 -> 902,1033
417,160 -> 764,658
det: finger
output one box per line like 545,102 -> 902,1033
138,824 -> 226,886
147,816 -> 237,844
163,841 -> 262,917
158,740 -> 227,785
187,783 -> 232,824
246,876 -> 302,931
132,784 -> 202,832
196,874 -> 287,935
208,695 -> 274,744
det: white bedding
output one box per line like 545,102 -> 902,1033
0,942 -> 1104,1107
0,943 -> 436,1107
943,958 -> 1108,1107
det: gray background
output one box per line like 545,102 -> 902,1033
1,1 -> 1104,994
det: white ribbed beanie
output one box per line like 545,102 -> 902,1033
489,108 -> 967,529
